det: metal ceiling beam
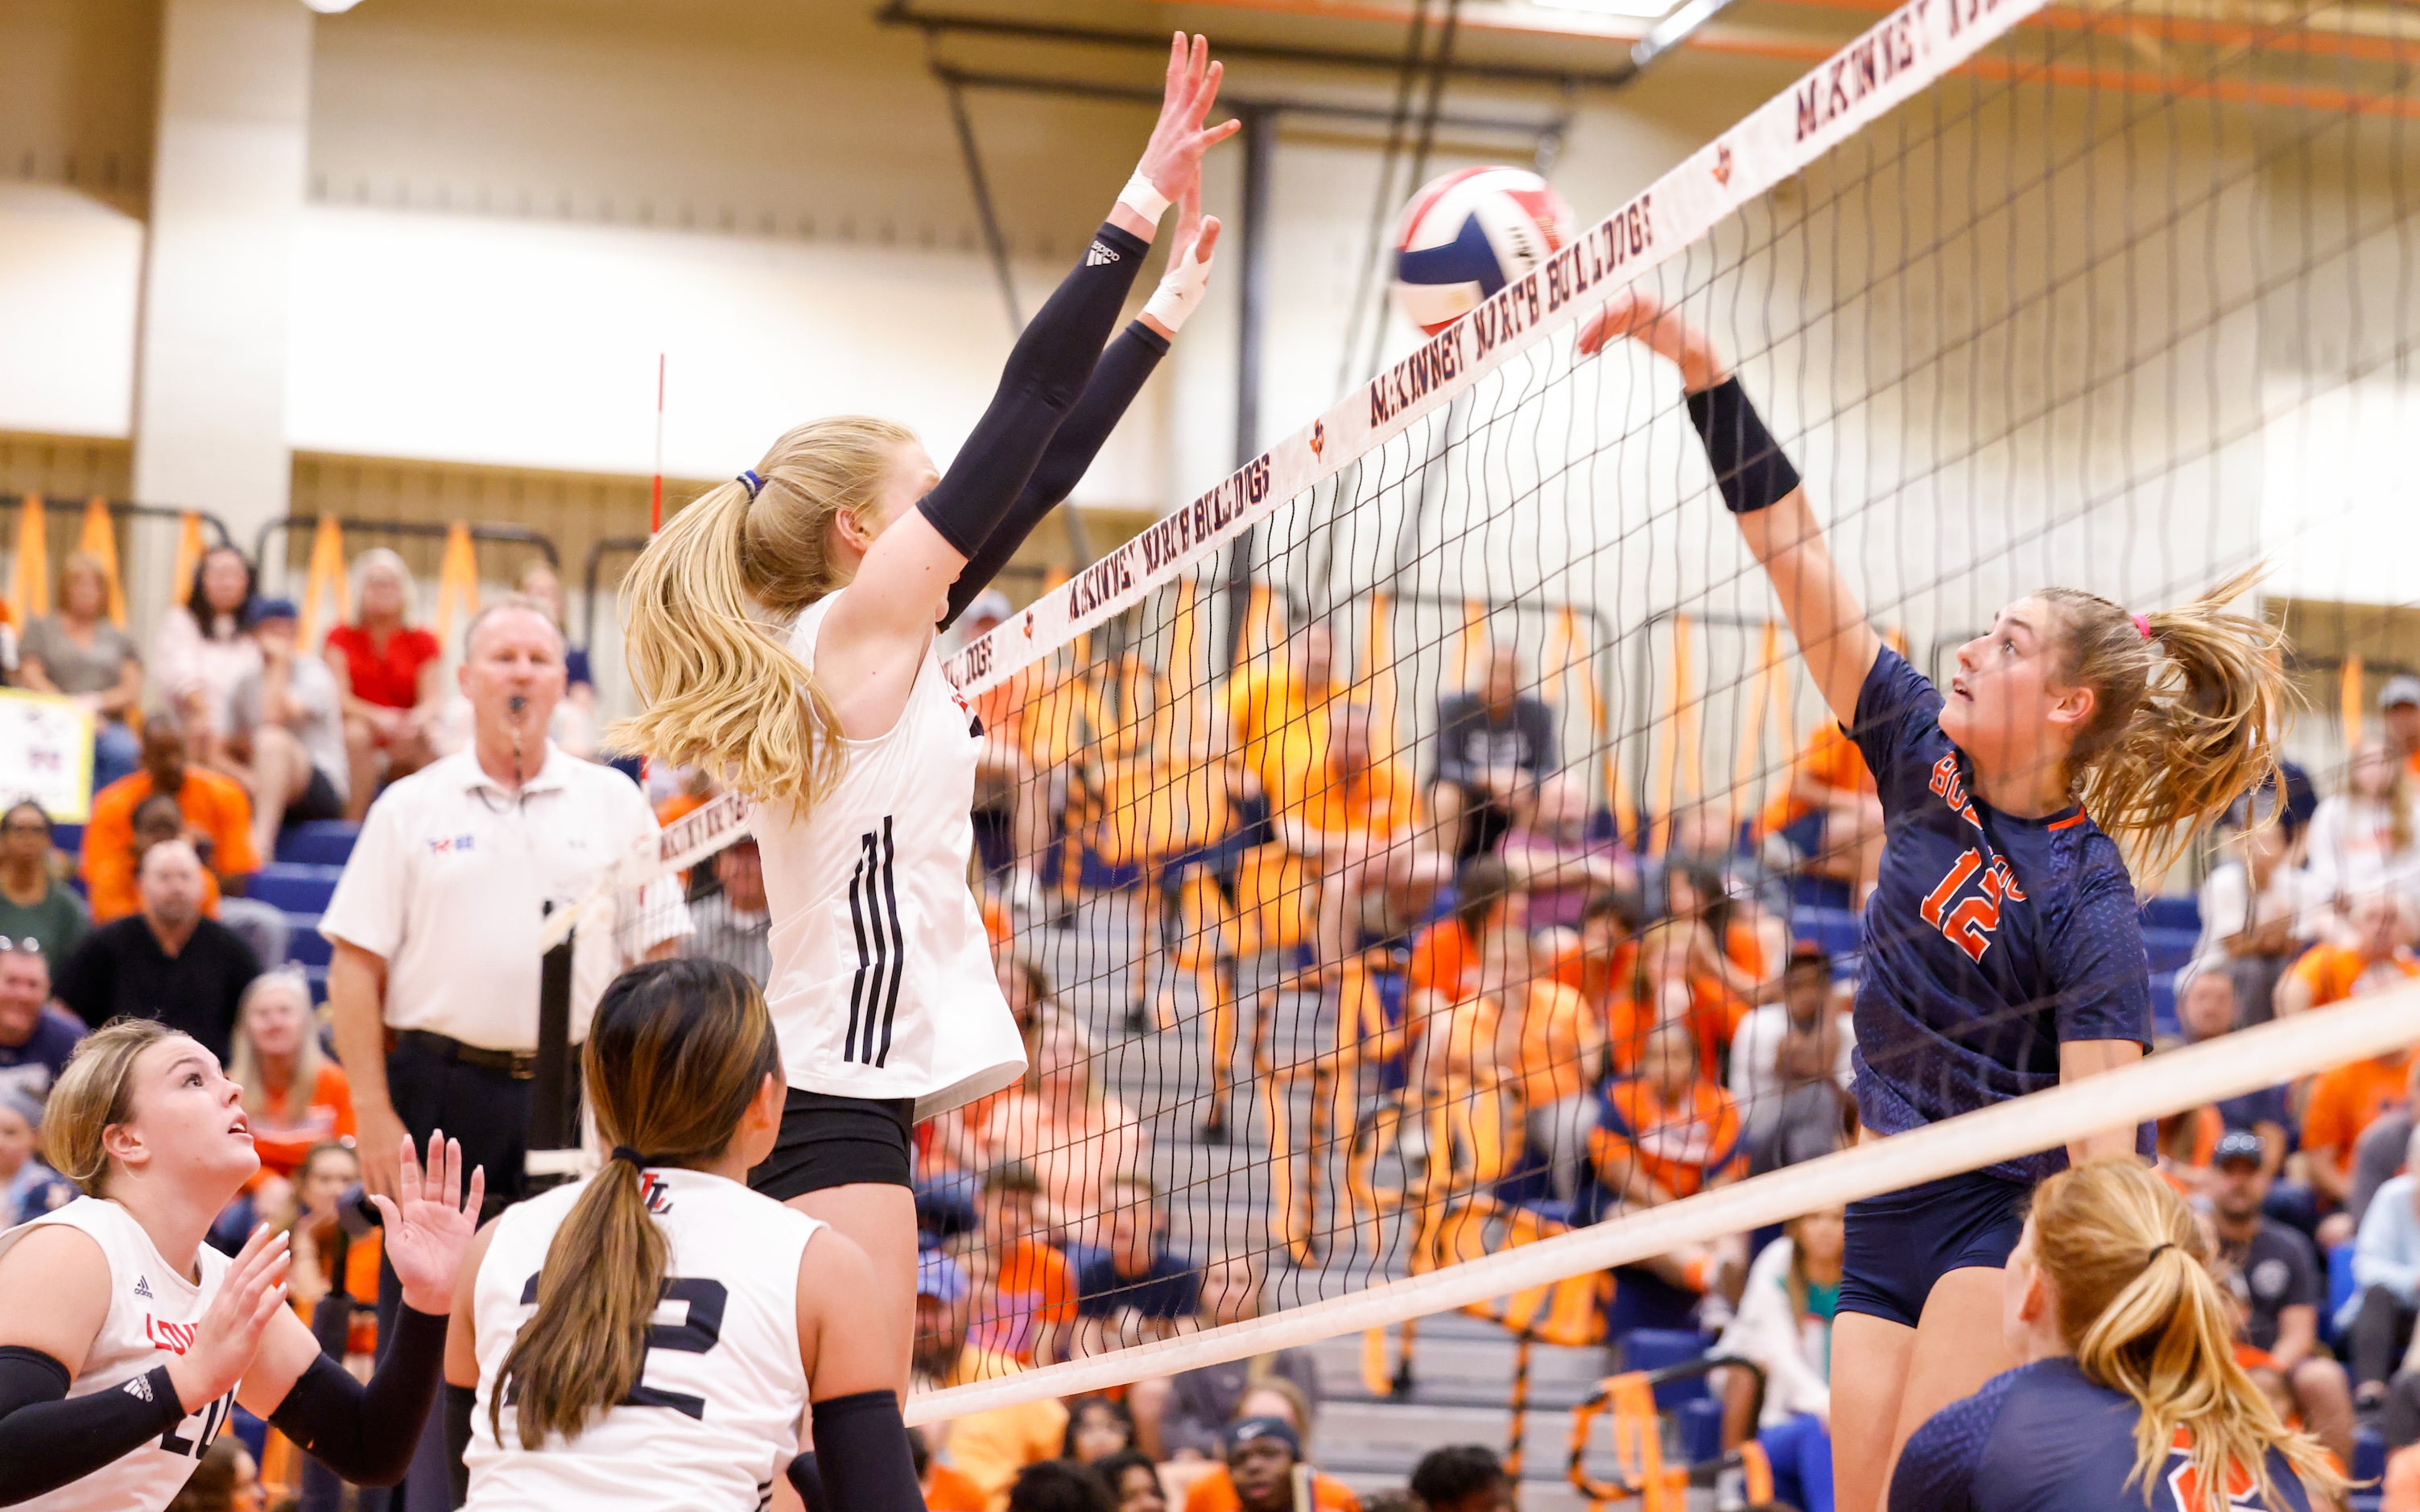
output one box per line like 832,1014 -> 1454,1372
879,0 -> 1643,88
930,62 -> 1561,134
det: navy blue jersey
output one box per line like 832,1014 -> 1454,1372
1847,648 -> 2154,1184
1890,1357 -> 2315,1512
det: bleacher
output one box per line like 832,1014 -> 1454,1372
167,817 -> 2385,1502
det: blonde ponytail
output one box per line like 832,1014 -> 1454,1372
2030,1159 -> 2343,1510
609,416 -> 919,806
2040,564 -> 2292,879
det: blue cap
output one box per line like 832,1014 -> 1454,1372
2213,1130 -> 2266,1167
250,597 -> 299,624
917,1250 -> 968,1303
1224,1415 -> 1301,1460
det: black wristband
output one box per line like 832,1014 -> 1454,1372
1685,375 -> 1801,514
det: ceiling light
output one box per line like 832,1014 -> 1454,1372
302,0 -> 365,13
1526,0 -> 1679,19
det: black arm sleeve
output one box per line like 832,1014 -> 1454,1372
443,1382 -> 473,1509
942,319 -> 1171,629
807,1390 -> 923,1512
267,1303 -> 446,1487
917,223 -> 1151,560
0,1347 -> 186,1506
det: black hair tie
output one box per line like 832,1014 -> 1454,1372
609,1146 -> 650,1170
2147,1241 -> 2177,1262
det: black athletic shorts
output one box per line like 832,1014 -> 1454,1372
283,767 -> 347,828
747,1089 -> 916,1200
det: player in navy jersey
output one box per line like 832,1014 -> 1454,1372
1891,1158 -> 2339,1511
1580,295 -> 2290,1512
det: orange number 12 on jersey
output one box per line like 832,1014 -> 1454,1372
1919,848 -> 2026,962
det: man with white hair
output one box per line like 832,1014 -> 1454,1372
326,597 -> 690,1215
53,837 -> 261,1060
324,596 -> 688,1511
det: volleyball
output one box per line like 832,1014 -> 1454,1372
1390,165 -> 1575,336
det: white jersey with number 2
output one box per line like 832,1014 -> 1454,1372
0,1197 -> 235,1512
462,1167 -> 822,1511
754,588 -> 1027,1117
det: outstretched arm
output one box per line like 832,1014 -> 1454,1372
1579,292 -> 1880,727
825,34 -> 1237,670
944,201 -> 1224,627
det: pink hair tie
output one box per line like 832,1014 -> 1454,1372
2132,613 -> 2154,642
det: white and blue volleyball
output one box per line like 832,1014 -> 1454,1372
1390,166 -> 1575,337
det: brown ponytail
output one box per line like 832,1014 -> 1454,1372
2029,1159 -> 2342,1509
609,416 -> 919,807
2039,564 -> 2292,879
492,960 -> 781,1448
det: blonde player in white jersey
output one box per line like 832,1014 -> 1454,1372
444,957 -> 912,1511
0,1018 -> 480,1510
613,34 -> 1237,1387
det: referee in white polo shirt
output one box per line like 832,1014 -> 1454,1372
324,597 -> 690,1219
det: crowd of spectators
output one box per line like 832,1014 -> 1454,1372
912,616 -> 2420,1508
0,543 -> 646,1510
24,543 -> 2420,1508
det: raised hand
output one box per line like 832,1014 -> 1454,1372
1142,185 -> 1224,338
1573,290 -> 1731,393
166,1223 -> 291,1413
370,1130 -> 485,1315
1132,33 -> 1241,217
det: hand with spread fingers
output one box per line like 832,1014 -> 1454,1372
370,1129 -> 486,1315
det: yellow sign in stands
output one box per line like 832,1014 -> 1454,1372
0,688 -> 96,822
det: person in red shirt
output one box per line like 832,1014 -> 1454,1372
324,547 -> 444,818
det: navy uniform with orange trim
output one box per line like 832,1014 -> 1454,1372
1888,1357 -> 2312,1510
1839,647 -> 2154,1328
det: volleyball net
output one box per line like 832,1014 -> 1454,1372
593,0 -> 2420,1433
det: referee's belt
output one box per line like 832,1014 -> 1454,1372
390,1029 -> 566,1081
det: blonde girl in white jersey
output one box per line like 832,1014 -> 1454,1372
612,35 -> 1237,1389
0,1018 -> 480,1510
444,958 -> 912,1512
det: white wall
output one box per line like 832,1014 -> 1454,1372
284,207 -> 1167,503
0,185 -> 141,440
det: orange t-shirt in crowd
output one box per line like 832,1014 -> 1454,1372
923,1464 -> 989,1512
1297,758 -> 1417,842
1724,919 -> 1770,984
971,1237 -> 1077,1365
1759,723 -> 1876,837
1604,975 -> 1749,1083
1183,1467 -> 1361,1512
2285,944 -> 2420,1009
1589,1076 -> 1745,1201
81,768 -> 261,922
1410,919 -> 1479,1000
1550,938 -> 1641,1015
1507,980 -> 1597,1108
247,1063 -> 357,1181
2302,1051 -> 2414,1177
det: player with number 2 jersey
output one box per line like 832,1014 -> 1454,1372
446,959 -> 917,1512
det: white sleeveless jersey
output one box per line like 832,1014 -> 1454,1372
0,1198 -> 234,1512
462,1167 -> 821,1511
756,590 -> 1026,1117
